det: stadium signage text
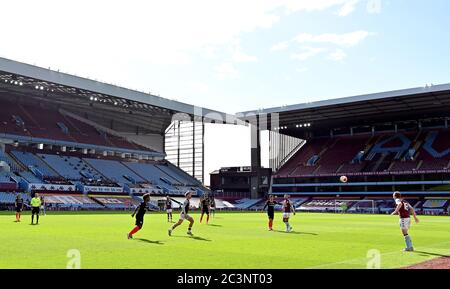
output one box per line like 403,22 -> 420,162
83,186 -> 123,193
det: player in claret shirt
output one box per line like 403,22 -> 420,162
165,195 -> 173,223
391,191 -> 420,252
282,194 -> 296,232
168,191 -> 194,236
263,195 -> 281,231
127,193 -> 152,239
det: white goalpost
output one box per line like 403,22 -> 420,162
334,199 -> 376,214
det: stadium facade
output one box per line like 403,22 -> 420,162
0,57 -> 449,215
237,83 -> 450,214
0,57 -> 240,211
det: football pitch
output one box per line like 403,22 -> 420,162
1,212 -> 449,269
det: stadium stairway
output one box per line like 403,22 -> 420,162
0,150 -> 24,173
10,151 -> 61,178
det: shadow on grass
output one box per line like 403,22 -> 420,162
172,235 -> 212,242
273,230 -> 318,236
414,251 -> 450,258
207,224 -> 222,227
134,238 -> 164,245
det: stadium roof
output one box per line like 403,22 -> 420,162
0,57 -> 240,135
238,83 -> 450,136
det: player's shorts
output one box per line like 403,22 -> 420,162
32,207 -> 40,215
180,213 -> 191,220
202,208 -> 209,214
135,218 -> 144,228
268,211 -> 274,219
166,209 -> 172,213
399,218 -> 411,230
15,206 -> 22,213
282,212 -> 291,219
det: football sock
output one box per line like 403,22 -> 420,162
206,215 -> 209,223
36,215 -> 39,224
129,226 -> 140,236
200,215 -> 203,223
31,214 -> 34,224
405,235 -> 413,248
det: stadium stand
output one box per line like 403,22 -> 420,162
275,138 -> 331,177
0,58 -> 216,212
314,136 -> 371,175
0,98 -> 154,153
0,150 -> 22,172
273,129 -> 450,181
84,158 -> 146,185
156,163 -> 199,186
123,161 -> 201,195
10,151 -> 59,178
124,162 -> 181,185
0,192 -> 30,204
38,154 -> 102,181
18,171 -> 42,183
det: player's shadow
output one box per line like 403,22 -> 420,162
273,230 -> 318,236
207,224 -> 222,227
413,251 -> 450,258
134,238 -> 164,245
173,235 -> 212,242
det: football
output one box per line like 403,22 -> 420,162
340,176 -> 348,183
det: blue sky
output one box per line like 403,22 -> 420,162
1,0 -> 449,182
1,0 -> 450,114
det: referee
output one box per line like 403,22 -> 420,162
31,193 -> 42,225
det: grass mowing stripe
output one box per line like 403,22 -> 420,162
1,212 -> 449,268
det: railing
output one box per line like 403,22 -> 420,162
275,140 -> 306,171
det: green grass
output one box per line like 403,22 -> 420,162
1,212 -> 449,269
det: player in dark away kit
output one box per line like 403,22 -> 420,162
15,194 -> 24,222
263,195 -> 281,231
199,193 -> 210,224
127,193 -> 152,239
